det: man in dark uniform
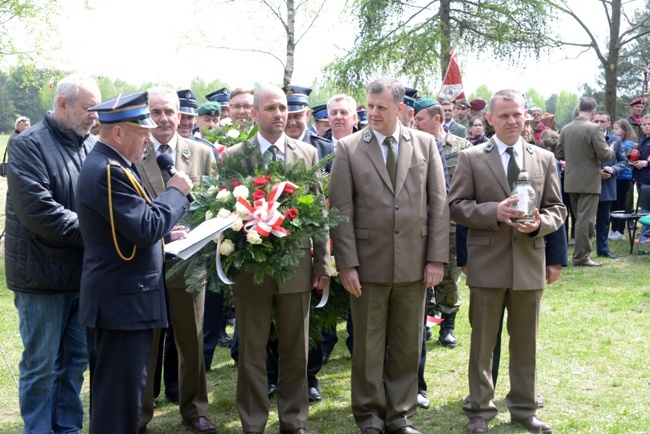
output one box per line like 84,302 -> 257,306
137,87 -> 217,434
176,89 -> 218,160
206,87 -> 230,120
310,103 -> 330,136
284,85 -> 334,168
77,91 -> 193,433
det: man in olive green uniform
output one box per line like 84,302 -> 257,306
413,98 -> 471,348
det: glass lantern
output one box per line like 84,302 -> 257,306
511,169 -> 537,223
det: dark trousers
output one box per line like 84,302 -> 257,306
596,200 -> 614,254
611,179 -> 632,233
417,288 -> 433,394
87,328 -> 153,434
203,287 -> 226,367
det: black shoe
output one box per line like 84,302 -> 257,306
425,326 -> 432,341
597,251 -> 618,259
416,392 -> 430,409
308,386 -> 322,402
218,329 -> 233,347
438,311 -> 458,348
268,383 -> 277,398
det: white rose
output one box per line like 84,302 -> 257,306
216,189 -> 231,202
227,129 -> 240,139
232,185 -> 250,199
246,229 -> 263,245
217,208 -> 232,219
231,216 -> 244,232
205,210 -> 214,221
207,185 -> 219,195
235,201 -> 250,216
221,117 -> 233,126
218,239 -> 235,256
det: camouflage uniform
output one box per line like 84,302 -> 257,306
431,132 -> 472,315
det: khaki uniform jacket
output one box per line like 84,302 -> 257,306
329,126 -> 449,284
556,115 -> 613,194
448,140 -> 566,290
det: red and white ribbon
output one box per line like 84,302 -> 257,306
235,181 -> 298,238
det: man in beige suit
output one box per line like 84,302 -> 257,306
555,97 -> 613,267
448,89 -> 566,434
329,77 -> 449,434
221,85 -> 330,434
137,87 -> 217,434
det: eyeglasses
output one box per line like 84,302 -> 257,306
230,104 -> 253,111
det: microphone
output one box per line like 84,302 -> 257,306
156,153 -> 195,203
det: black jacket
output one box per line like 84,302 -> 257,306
5,112 -> 97,293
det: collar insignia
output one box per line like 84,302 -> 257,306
182,148 -> 191,159
363,131 -> 372,143
485,140 -> 494,152
143,148 -> 150,159
286,138 -> 296,150
402,129 -> 411,141
526,143 -> 534,154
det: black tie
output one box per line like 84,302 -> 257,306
506,147 -> 520,189
269,145 -> 279,162
383,136 -> 397,188
159,144 -> 171,183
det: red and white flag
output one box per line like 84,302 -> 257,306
438,48 -> 466,102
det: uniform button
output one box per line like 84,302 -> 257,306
394,205 -> 399,210
395,230 -> 400,234
138,284 -> 144,289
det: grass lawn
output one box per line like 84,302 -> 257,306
0,131 -> 648,432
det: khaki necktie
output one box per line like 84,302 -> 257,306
383,136 -> 397,188
506,147 -> 520,189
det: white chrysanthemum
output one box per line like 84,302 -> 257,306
246,229 -> 263,245
227,129 -> 240,139
232,185 -> 250,199
221,118 -> 233,126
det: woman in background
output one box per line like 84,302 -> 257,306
609,119 -> 636,240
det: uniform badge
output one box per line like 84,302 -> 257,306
485,141 -> 494,152
210,110 -> 216,116
143,148 -> 150,159
525,143 -> 534,154
182,148 -> 191,159
185,91 -> 192,99
402,129 -> 411,141
363,131 -> 372,143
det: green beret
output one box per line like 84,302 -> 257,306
198,102 -> 222,117
413,98 -> 438,115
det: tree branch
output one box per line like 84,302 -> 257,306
295,0 -> 328,45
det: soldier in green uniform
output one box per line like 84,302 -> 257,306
413,98 -> 472,348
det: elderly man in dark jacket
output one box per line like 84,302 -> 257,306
5,74 -> 101,433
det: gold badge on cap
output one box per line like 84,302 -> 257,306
363,131 -> 372,143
